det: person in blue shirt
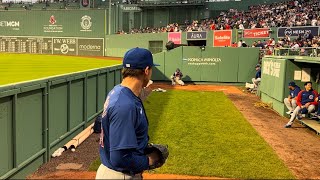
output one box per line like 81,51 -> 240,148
251,64 -> 261,91
96,47 -> 160,179
284,81 -> 301,115
285,81 -> 318,128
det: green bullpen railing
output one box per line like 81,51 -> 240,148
273,47 -> 320,57
0,65 -> 122,179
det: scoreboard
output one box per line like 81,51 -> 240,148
0,36 -> 104,56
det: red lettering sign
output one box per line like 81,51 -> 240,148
168,32 -> 181,44
213,30 -> 232,47
243,28 -> 270,38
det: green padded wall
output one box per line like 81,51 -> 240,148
0,10 -> 105,37
0,96 -> 13,176
16,90 -> 43,165
261,92 -> 286,116
151,46 -> 260,83
200,47 -> 220,82
237,48 -> 260,82
97,73 -> 107,110
87,76 -> 97,120
105,33 -> 167,57
182,47 -> 202,81
218,48 -> 239,82
49,83 -> 68,144
152,52 -> 166,80
70,80 -> 84,130
260,57 -> 286,102
165,47 -> 183,79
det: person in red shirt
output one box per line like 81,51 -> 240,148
231,42 -> 237,47
225,24 -> 231,30
210,24 -> 215,30
285,81 -> 318,128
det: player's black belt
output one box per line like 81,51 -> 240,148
121,170 -> 142,176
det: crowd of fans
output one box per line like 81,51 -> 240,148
240,31 -> 320,57
116,0 -> 320,56
117,0 -> 320,34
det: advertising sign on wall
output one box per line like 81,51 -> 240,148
0,36 -> 104,56
243,28 -> 270,38
186,31 -> 207,40
168,32 -> 181,44
213,30 -> 232,47
277,26 -> 319,37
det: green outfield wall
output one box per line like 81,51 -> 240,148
0,65 -> 122,179
0,10 -> 107,56
151,46 -> 260,83
105,28 -> 279,58
260,56 -> 320,116
0,10 -> 106,37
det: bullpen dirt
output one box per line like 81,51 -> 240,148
28,82 -> 320,179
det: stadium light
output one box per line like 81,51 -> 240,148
108,0 -> 111,35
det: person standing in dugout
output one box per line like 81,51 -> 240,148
96,47 -> 167,179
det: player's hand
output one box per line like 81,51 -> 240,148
305,103 -> 310,107
144,87 -> 152,95
288,98 -> 292,102
147,151 -> 160,166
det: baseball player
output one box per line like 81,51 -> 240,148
96,48 -> 161,179
139,80 -> 153,102
285,81 -> 318,128
171,68 -> 184,86
310,95 -> 320,120
284,81 -> 301,115
252,64 -> 261,90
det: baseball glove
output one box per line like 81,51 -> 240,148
145,143 -> 169,169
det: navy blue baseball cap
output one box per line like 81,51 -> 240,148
288,81 -> 296,86
123,47 -> 159,69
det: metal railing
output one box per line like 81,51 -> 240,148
273,47 -> 320,57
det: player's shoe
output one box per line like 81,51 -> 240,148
286,111 -> 293,115
284,124 -> 292,128
296,114 -> 302,120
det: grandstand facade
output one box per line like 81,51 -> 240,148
1,0 -> 290,34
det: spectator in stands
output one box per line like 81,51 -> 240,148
231,42 -> 238,47
256,40 -> 264,49
306,31 -> 314,41
284,82 -> 301,115
291,41 -> 300,49
171,68 -> 184,86
285,81 -> 318,128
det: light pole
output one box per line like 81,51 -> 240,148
108,0 -> 111,35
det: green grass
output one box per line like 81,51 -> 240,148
0,53 -> 121,85
89,90 -> 294,179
